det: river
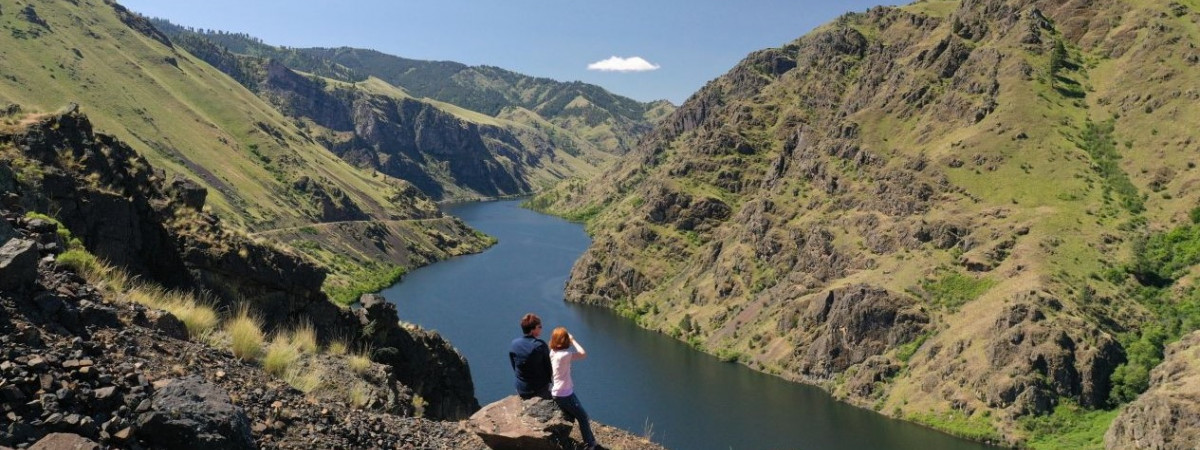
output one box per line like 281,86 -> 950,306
381,199 -> 994,450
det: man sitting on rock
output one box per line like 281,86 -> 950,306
509,313 -> 552,399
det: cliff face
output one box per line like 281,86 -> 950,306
260,61 -> 532,199
536,0 -> 1200,444
0,110 -> 479,420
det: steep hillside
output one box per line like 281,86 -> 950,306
533,0 -> 1200,445
0,0 -> 490,301
148,20 -> 675,159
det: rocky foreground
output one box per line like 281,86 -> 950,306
1,213 -> 664,449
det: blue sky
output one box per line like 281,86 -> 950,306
120,0 -> 893,105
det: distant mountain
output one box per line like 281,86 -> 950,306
0,0 -> 489,302
532,0 -> 1200,446
149,19 -> 674,200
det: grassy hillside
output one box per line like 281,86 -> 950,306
147,20 -> 674,158
0,0 -> 489,302
532,0 -> 1200,445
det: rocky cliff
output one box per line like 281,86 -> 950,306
535,0 -> 1200,445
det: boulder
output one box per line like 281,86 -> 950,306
467,395 -> 572,450
0,238 -> 39,291
135,377 -> 254,450
29,433 -> 100,450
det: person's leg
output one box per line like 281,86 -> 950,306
554,393 -> 596,446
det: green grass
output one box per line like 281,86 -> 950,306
325,265 -> 407,306
1021,401 -> 1120,450
920,271 -> 997,310
55,249 -> 100,276
910,410 -> 1002,443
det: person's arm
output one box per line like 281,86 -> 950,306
570,334 -> 588,360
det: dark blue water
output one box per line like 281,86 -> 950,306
381,199 -> 994,450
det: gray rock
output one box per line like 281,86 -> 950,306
29,433 -> 100,450
467,395 -> 571,450
135,376 -> 254,450
0,215 -> 14,245
0,238 -> 39,290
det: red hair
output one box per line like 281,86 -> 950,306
549,327 -> 571,350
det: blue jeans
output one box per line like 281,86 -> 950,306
554,393 -> 596,446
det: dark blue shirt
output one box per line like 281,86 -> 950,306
509,335 -> 551,397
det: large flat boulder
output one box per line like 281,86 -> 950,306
29,433 -> 100,450
467,395 -> 572,450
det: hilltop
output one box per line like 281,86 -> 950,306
532,0 -> 1200,446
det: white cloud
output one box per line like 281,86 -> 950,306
587,56 -> 660,72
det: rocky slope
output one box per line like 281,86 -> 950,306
533,0 -> 1200,445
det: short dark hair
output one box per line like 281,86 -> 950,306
520,313 -> 541,335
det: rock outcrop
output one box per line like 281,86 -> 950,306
467,396 -> 572,450
357,294 -> 479,420
1106,331 -> 1200,449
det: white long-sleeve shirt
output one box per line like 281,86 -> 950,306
550,342 -> 587,397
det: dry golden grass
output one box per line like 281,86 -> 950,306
226,307 -> 264,361
348,347 -> 373,375
284,364 -> 324,393
326,340 -> 349,356
289,321 -> 319,354
263,335 -> 300,377
126,285 -> 219,339
348,383 -> 370,409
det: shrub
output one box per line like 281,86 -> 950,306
263,335 -> 300,376
226,307 -> 264,361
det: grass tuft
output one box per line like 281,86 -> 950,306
226,306 -> 264,361
284,365 -> 324,393
289,321 -> 319,354
326,340 -> 348,356
348,347 -> 373,375
349,383 -> 370,409
263,334 -> 300,376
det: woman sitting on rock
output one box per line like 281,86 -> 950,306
549,327 -> 599,450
